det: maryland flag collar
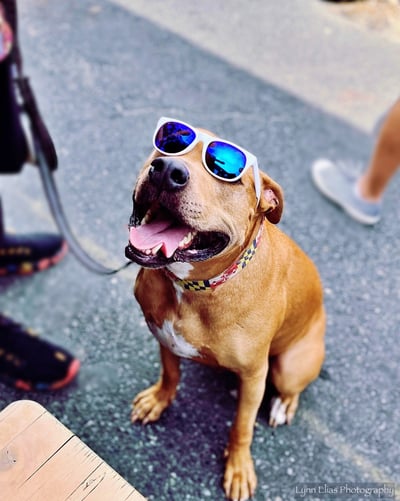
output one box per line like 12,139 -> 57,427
165,223 -> 263,291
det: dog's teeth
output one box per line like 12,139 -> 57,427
144,249 -> 151,255
151,243 -> 162,255
178,231 -> 194,249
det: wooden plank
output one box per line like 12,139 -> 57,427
0,399 -> 48,443
0,402 -> 75,496
0,401 -> 146,501
21,437 -> 145,501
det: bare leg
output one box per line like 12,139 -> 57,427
358,98 -> 400,202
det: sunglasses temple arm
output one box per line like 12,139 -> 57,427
252,161 -> 262,205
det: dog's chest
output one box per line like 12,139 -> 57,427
147,319 -> 201,359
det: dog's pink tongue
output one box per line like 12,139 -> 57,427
129,218 -> 191,258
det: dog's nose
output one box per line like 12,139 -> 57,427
149,157 -> 190,191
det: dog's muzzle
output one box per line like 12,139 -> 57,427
125,157 -> 229,268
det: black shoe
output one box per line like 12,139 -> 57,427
0,196 -> 67,276
0,313 -> 80,391
0,231 -> 68,276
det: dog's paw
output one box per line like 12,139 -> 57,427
223,446 -> 257,501
131,382 -> 175,424
268,395 -> 299,428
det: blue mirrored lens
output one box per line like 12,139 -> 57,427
205,141 -> 246,179
155,122 -> 196,154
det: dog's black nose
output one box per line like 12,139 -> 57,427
149,157 -> 190,191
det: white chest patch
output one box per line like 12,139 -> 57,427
148,320 -> 201,359
166,261 -> 193,279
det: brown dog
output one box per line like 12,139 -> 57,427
125,118 -> 325,501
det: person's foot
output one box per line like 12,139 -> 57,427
0,314 -> 80,391
0,231 -> 68,276
311,158 -> 382,225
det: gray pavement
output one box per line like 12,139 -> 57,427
1,1 -> 399,500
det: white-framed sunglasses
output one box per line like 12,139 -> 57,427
153,117 -> 261,203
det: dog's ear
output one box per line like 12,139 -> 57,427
257,171 -> 284,224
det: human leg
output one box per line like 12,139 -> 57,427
0,51 -> 28,172
311,99 -> 400,225
358,98 -> 400,202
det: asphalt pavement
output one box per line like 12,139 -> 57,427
1,1 -> 399,500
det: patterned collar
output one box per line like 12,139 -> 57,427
165,222 -> 263,291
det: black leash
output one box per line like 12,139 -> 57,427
36,141 -> 133,275
5,0 -> 133,275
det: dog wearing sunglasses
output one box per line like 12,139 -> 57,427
125,118 -> 325,501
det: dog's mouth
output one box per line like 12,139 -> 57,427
125,202 -> 229,268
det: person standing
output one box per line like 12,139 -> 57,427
0,0 -> 79,391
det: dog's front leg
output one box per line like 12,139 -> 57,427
223,366 -> 268,501
131,345 -> 180,424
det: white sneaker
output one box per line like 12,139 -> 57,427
311,158 -> 382,225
